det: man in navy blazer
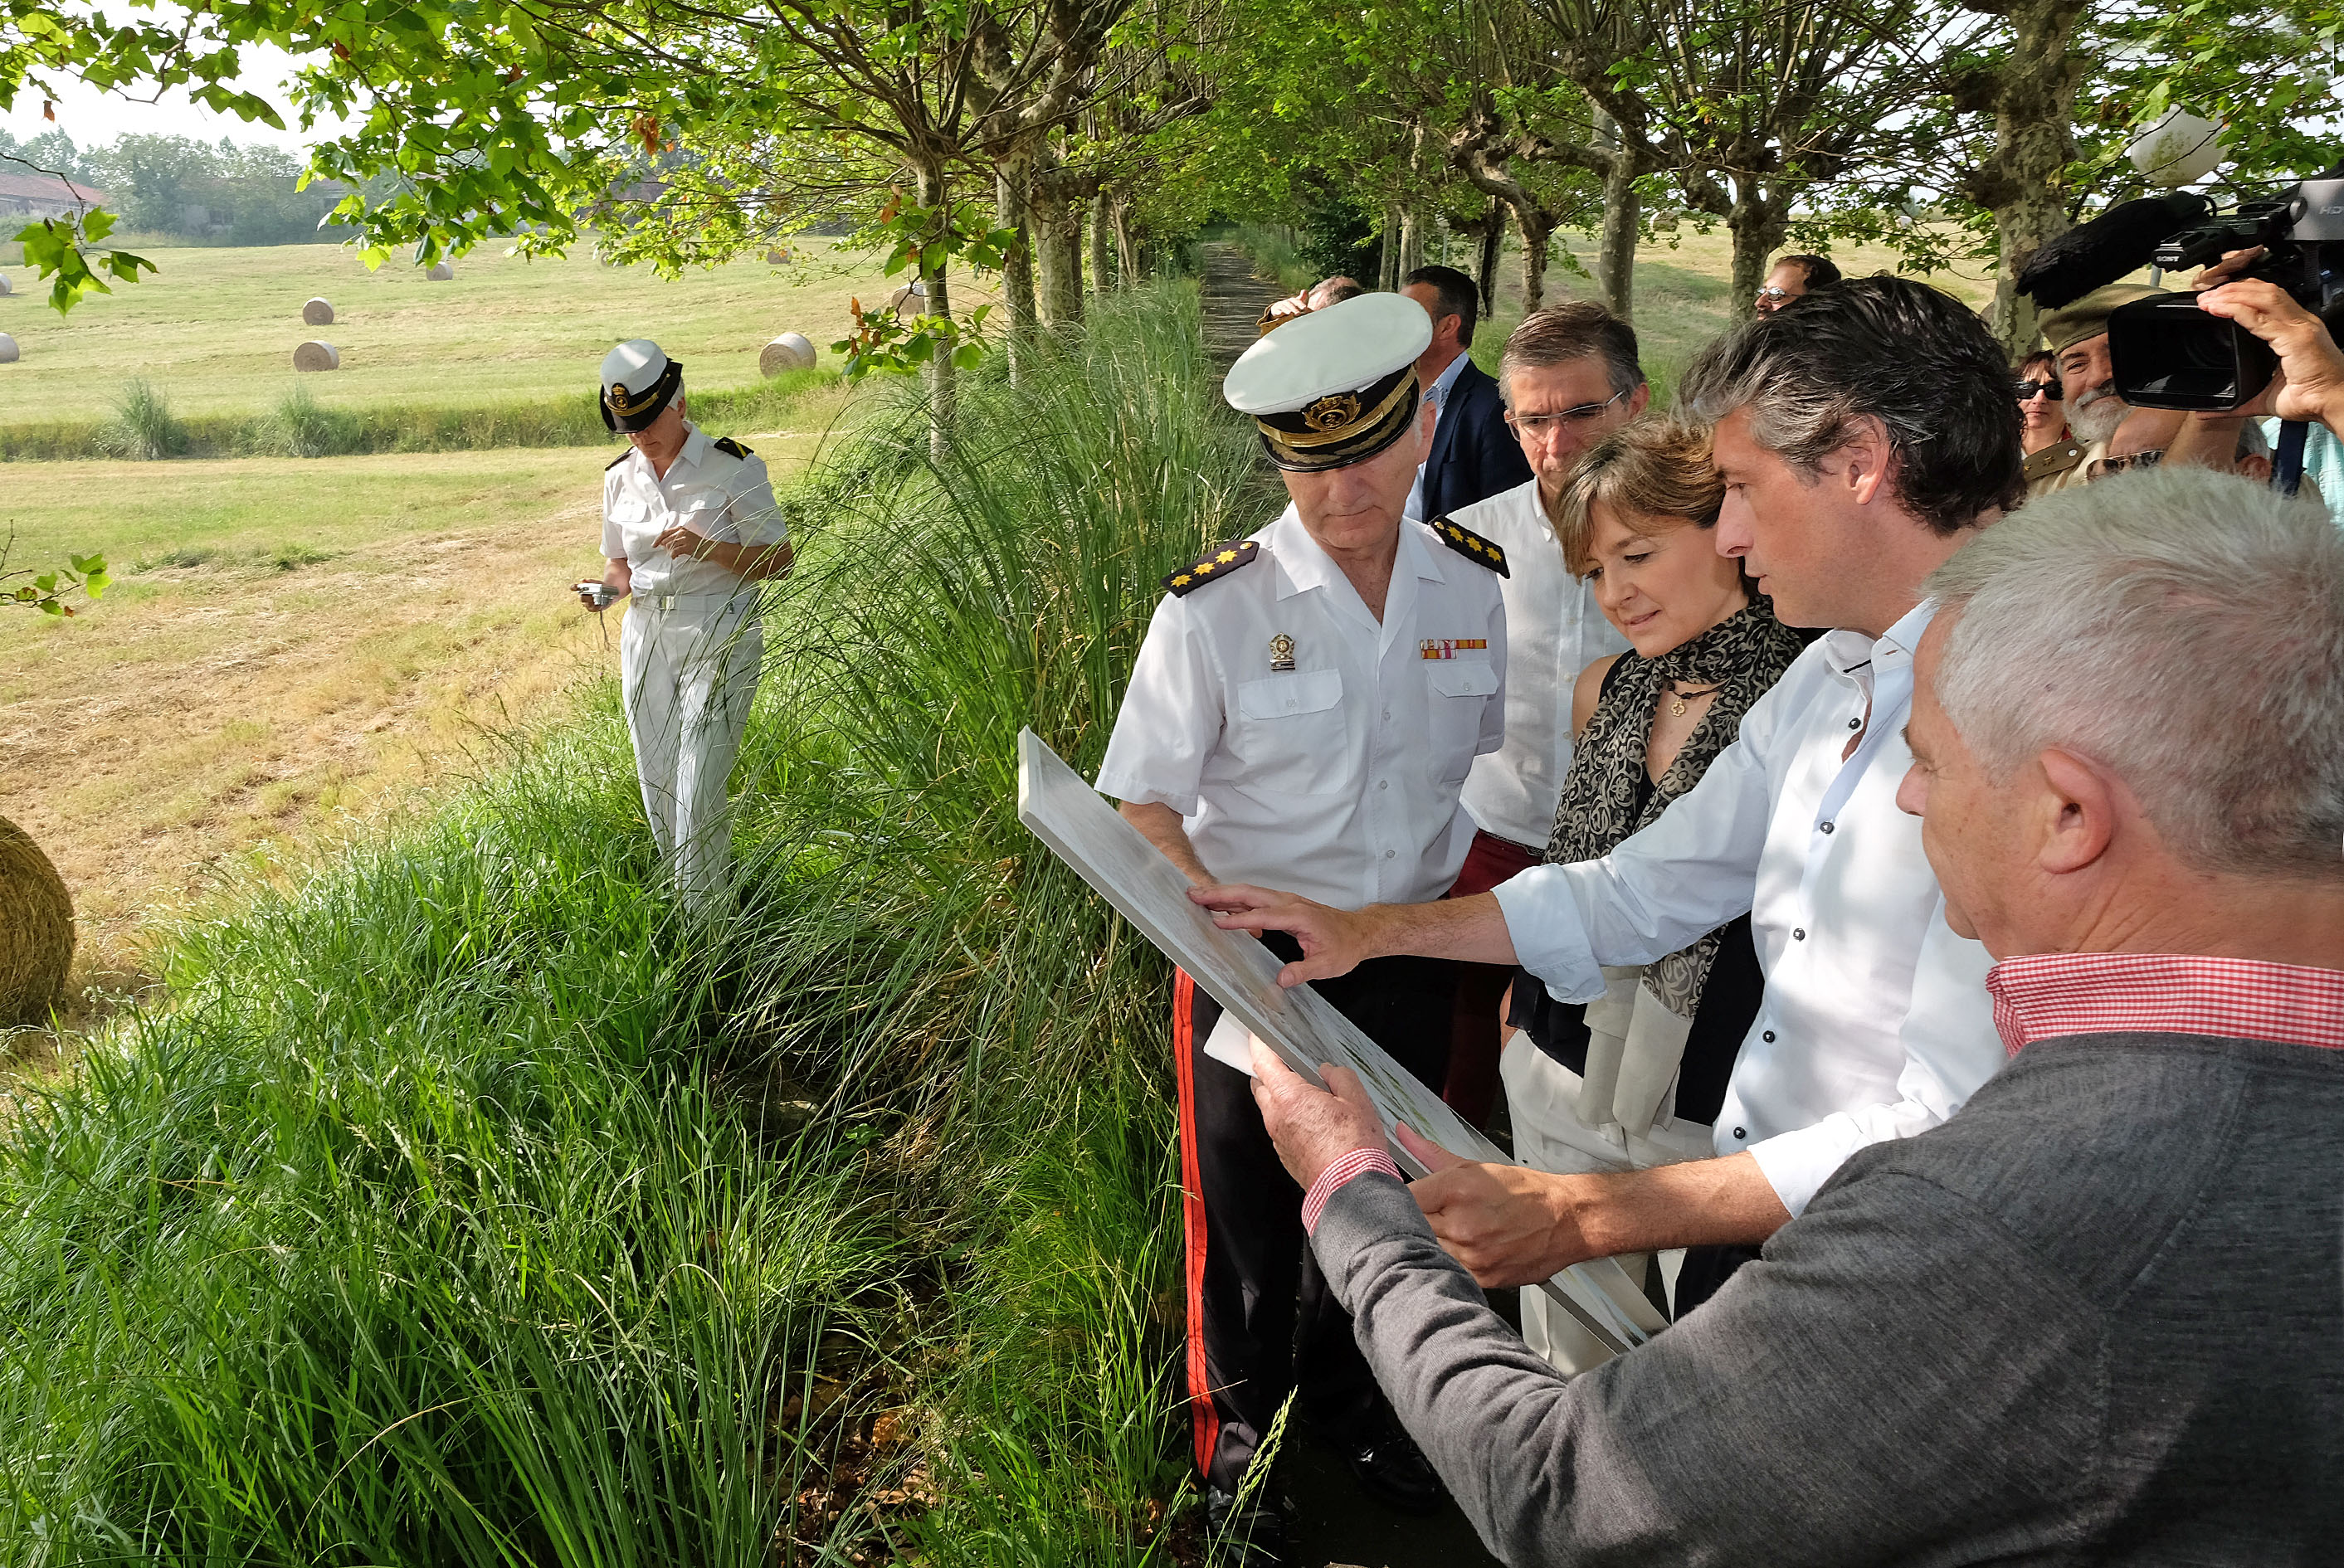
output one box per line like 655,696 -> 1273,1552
1401,265 -> 1535,522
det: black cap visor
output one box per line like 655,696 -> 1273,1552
602,358 -> 685,432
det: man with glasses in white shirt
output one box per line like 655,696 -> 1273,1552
1428,304 -> 1641,1129
1194,275 -> 2011,1335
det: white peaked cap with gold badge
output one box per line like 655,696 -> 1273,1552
1222,293 -> 1434,471
600,338 -> 685,432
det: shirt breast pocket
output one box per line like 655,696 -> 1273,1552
1234,669 -> 1348,794
675,494 -> 736,543
1425,658 -> 1498,782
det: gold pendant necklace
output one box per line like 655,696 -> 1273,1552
1669,682 -> 1724,717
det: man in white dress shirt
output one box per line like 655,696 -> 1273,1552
582,340 -> 793,909
1437,304 -> 1643,1125
1195,275 -> 2018,1339
1094,293 -> 1508,1562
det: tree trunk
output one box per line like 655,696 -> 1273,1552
1727,184 -> 1788,319
1597,153 -> 1639,324
1089,188 -> 1114,293
1113,195 -> 1141,285
1379,203 -> 1404,290
1961,0 -> 2092,353
1031,152 -> 1085,334
914,158 -> 954,460
994,148 -> 1038,386
1400,204 -> 1426,277
1515,202 -> 1552,316
1477,202 -> 1503,317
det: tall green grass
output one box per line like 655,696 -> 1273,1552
0,280 -> 1273,1564
98,378 -> 192,460
0,370 -> 841,462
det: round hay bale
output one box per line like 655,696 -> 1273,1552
0,333 -> 17,364
302,295 -> 334,325
0,273 -> 12,296
885,280 -> 928,321
0,816 -> 74,1026
765,247 -> 792,265
293,340 -> 340,372
426,261 -> 455,281
759,333 -> 817,376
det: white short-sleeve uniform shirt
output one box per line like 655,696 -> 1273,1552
1096,506 -> 1508,911
602,421 -> 787,598
1448,478 -> 1630,850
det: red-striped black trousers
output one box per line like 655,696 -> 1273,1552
1172,941 -> 1455,1494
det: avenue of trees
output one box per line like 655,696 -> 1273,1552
6,0 -> 2342,360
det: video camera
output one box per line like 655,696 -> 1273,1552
2017,166 -> 2344,411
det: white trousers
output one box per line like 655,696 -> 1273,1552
1501,1033 -> 1711,1376
620,594 -> 763,908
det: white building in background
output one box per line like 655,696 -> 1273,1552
0,172 -> 110,221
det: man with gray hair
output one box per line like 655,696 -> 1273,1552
1245,464 -> 2344,1561
1199,276 -> 2012,1337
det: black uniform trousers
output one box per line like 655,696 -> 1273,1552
1172,933 -> 1454,1495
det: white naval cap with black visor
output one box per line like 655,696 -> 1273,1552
601,338 -> 685,432
1223,292 -> 1434,472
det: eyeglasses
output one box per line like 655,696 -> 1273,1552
2084,449 -> 2163,481
2015,378 -> 2062,402
1505,386 -> 1634,434
1754,285 -> 1796,301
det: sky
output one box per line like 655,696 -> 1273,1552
2,41 -> 349,155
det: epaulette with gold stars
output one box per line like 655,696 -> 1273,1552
1430,515 -> 1509,577
2022,437 -> 2083,485
1164,540 -> 1261,596
713,436 -> 753,460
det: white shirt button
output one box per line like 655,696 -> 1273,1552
1377,780 -> 1389,791
1819,821 -> 1835,835
1384,849 -> 1396,859
1792,928 -> 1806,941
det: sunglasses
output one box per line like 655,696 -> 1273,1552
1754,286 -> 1795,300
2015,378 -> 2062,402
1505,386 -> 1635,434
2084,449 -> 2163,481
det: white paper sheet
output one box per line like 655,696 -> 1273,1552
1016,727 -> 1666,1356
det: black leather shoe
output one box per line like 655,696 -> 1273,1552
1205,1483 -> 1292,1567
1333,1412 -> 1446,1515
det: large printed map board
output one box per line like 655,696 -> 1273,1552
1015,728 -> 1664,1355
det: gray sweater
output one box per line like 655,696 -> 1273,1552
1312,1032 -> 2344,1565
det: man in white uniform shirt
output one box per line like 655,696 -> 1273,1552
1437,304 -> 1643,1125
582,340 -> 793,908
1094,293 -> 1507,1563
1196,276 -> 2012,1335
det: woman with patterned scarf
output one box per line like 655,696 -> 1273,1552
1501,416 -> 1807,1374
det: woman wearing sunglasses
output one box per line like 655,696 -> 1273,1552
2016,348 -> 2087,497
2015,349 -> 2069,455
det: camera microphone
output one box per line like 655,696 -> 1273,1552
2015,192 -> 2216,309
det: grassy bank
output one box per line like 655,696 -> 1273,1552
0,282 -> 1269,1562
0,368 -> 845,461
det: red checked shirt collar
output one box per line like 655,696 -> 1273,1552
1987,952 -> 2344,1058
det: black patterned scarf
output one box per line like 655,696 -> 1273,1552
1546,598 -> 1806,1019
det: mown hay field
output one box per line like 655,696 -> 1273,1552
0,236 -> 982,426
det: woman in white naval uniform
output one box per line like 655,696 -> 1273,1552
582,340 -> 793,908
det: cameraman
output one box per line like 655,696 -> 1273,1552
2194,260 -> 2344,519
